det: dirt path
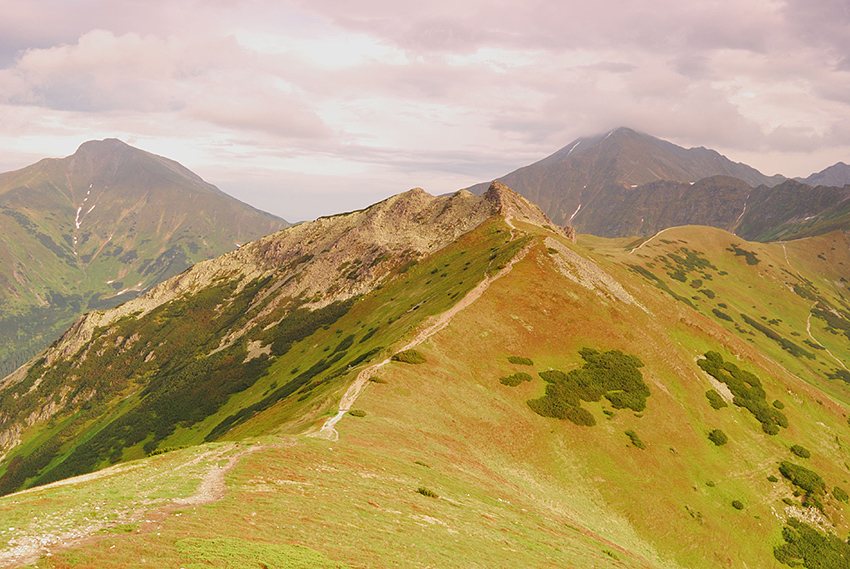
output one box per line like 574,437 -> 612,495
782,244 -> 848,372
629,228 -> 671,255
807,309 -> 848,371
309,222 -> 532,441
172,444 -> 263,507
0,444 -> 261,568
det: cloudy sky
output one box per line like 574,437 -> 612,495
0,0 -> 848,221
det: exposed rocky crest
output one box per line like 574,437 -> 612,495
0,183 -> 556,460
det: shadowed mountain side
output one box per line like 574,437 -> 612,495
798,162 -> 850,188
467,127 -> 784,227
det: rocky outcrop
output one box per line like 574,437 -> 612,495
34,183 -> 560,368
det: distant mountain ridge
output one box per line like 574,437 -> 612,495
0,139 -> 289,375
797,161 -> 850,187
466,127 -> 786,227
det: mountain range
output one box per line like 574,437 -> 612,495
0,132 -> 849,568
0,139 -> 288,376
468,127 -> 850,240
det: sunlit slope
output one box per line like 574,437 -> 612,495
4,212 -> 850,567
0,185 -> 530,496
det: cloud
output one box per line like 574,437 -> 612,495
0,0 -> 849,219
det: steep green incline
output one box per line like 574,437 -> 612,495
1,189 -> 850,568
0,139 -> 288,377
0,183 -> 534,496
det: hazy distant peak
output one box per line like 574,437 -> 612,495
800,161 -> 850,187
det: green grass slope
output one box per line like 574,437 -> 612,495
1,203 -> 850,567
0,139 -> 288,377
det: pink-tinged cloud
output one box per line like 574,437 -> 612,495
0,0 -> 847,220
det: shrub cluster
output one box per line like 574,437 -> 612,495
416,487 -> 439,498
779,461 -> 826,496
624,429 -> 646,449
348,409 -> 367,417
527,348 -> 649,427
833,486 -> 849,503
500,372 -> 532,387
698,352 -> 788,435
705,389 -> 728,410
508,356 -> 534,366
739,314 -> 814,359
391,349 -> 427,364
774,519 -> 850,568
790,444 -> 811,459
626,264 -> 694,307
708,429 -> 728,446
726,244 -> 760,265
731,500 -> 744,510
712,308 -> 734,322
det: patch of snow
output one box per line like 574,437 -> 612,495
568,203 -> 582,224
565,141 -> 581,156
86,204 -> 96,215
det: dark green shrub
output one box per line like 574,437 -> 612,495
833,486 -> 849,502
727,244 -> 760,265
508,356 -> 534,366
391,349 -> 426,364
698,352 -> 788,435
731,500 -> 744,510
706,480 -> 716,487
739,314 -> 814,359
698,289 -> 716,299
708,429 -> 728,446
790,444 -> 811,459
774,519 -> 850,567
625,429 -> 646,449
705,389 -> 728,410
564,406 -> 596,427
712,309 -> 734,322
827,369 -> 850,383
779,461 -> 825,495
416,487 -> 438,498
782,498 -> 794,506
768,475 -> 779,483
772,399 -> 785,409
527,348 -> 647,426
348,409 -> 366,417
500,372 -> 532,387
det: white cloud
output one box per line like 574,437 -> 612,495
0,0 -> 848,219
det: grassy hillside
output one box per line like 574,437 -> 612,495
0,139 -> 288,378
1,195 -> 850,567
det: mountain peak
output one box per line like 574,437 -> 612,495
484,181 -> 570,237
801,161 -> 850,187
